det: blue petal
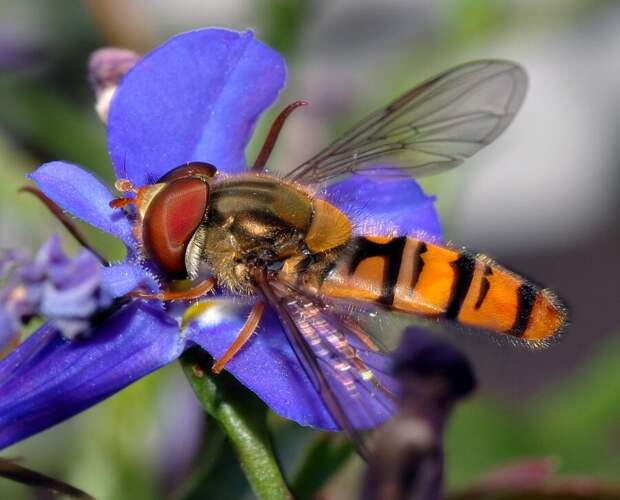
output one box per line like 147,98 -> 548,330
185,301 -> 396,430
101,262 -> 159,297
0,301 -> 181,450
108,28 -> 287,185
185,302 -> 335,428
324,166 -> 442,240
29,162 -> 134,247
0,308 -> 19,353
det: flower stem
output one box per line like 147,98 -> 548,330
180,348 -> 292,500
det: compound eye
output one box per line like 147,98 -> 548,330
157,162 -> 217,183
143,177 -> 209,277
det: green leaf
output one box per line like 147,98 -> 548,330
0,78 -> 111,181
180,348 -> 292,500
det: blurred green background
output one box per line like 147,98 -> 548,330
0,0 -> 619,498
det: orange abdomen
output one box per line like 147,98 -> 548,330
320,236 -> 566,344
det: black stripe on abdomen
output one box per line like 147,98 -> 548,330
446,253 -> 477,319
474,265 -> 493,310
410,241 -> 427,290
509,282 -> 538,336
349,237 -> 407,306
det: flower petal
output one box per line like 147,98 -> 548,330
185,302 -> 335,428
0,301 -> 181,450
29,161 -> 134,246
185,301 -> 395,430
0,308 -> 19,353
323,166 -> 442,240
108,28 -> 287,185
101,261 -> 159,297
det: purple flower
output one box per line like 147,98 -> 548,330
88,47 -> 141,123
0,35 -> 43,72
363,328 -> 476,500
0,28 -> 441,449
0,236 -> 113,350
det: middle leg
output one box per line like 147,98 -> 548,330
212,301 -> 266,373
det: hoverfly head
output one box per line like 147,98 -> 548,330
141,162 -> 216,279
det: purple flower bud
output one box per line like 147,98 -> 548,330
0,35 -> 43,72
393,327 -> 477,400
363,329 -> 476,500
0,248 -> 29,275
0,235 -> 113,348
88,47 -> 140,123
0,248 -> 34,347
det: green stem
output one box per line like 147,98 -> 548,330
180,348 -> 292,500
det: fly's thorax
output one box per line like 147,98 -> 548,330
277,198 -> 354,292
196,175 -> 353,294
207,176 -> 313,251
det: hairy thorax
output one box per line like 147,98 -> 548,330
200,175 -> 353,294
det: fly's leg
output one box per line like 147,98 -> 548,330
212,301 -> 266,373
252,100 -> 308,171
109,198 -> 135,209
130,277 -> 216,301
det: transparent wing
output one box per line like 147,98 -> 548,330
284,60 -> 527,184
255,277 -> 398,459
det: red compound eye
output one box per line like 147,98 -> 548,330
143,177 -> 209,278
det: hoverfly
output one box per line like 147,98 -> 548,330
107,60 -> 566,458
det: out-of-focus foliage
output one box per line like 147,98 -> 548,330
447,332 -> 620,488
0,1 -> 619,499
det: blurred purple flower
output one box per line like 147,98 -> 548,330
363,328 -> 476,500
0,35 -> 43,72
0,236 -> 113,350
88,47 -> 140,123
0,28 -> 441,449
